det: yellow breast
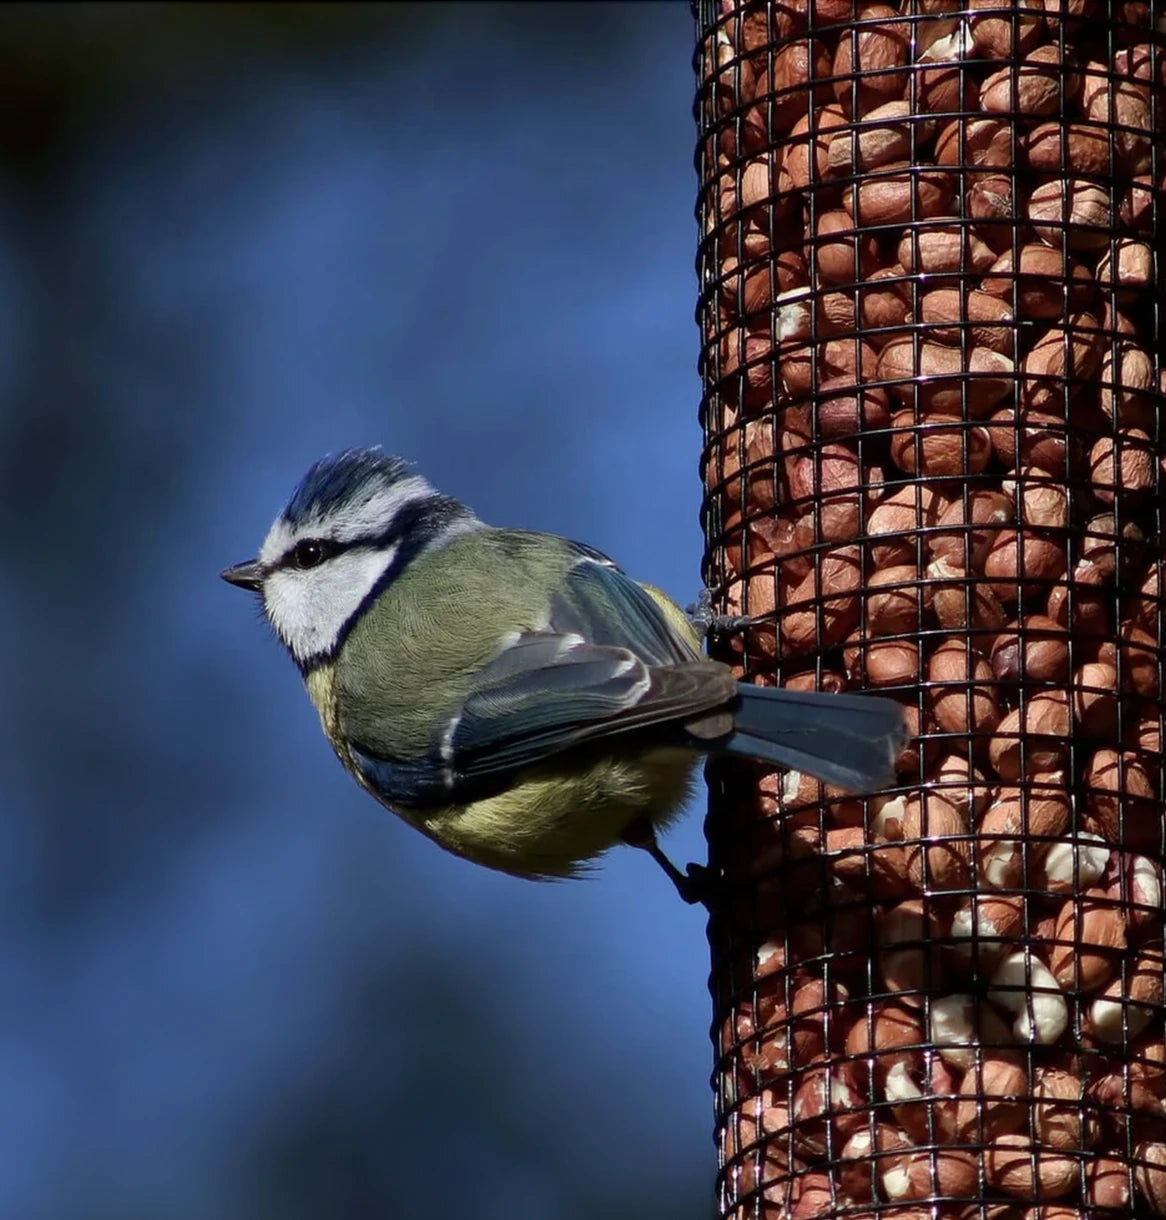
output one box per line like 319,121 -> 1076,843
305,663 -> 355,768
304,651 -> 703,880
413,746 -> 701,879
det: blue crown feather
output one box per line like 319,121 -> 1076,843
283,447 -> 412,528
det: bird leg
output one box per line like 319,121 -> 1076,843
621,817 -> 715,907
686,587 -> 755,641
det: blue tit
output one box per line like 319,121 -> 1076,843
222,448 -> 907,900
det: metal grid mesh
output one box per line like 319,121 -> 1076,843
694,2 -> 1166,1217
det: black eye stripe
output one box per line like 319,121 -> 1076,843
275,491 -> 473,577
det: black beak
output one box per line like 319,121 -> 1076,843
220,559 -> 264,592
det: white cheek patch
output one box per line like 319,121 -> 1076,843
264,545 -> 398,665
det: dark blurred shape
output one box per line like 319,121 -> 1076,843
0,5 -> 715,1220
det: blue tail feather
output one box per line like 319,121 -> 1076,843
717,685 -> 907,793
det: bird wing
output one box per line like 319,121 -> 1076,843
348,555 -> 732,805
447,639 -> 727,780
548,545 -> 703,666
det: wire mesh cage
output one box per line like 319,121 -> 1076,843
693,1 -> 1166,1217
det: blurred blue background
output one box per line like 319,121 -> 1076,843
0,5 -> 716,1219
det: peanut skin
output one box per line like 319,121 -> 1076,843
698,6 -> 1164,1212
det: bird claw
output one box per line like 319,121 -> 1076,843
623,818 -> 719,907
673,862 -> 717,906
686,588 -> 755,640
651,850 -> 718,907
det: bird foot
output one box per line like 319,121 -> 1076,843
685,588 -> 755,641
622,818 -> 717,907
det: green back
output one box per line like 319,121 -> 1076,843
336,529 -> 577,757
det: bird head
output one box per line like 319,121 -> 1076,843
221,447 -> 479,670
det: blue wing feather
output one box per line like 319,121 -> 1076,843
551,550 -> 699,665
350,748 -> 452,807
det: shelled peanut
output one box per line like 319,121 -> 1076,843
699,2 -> 1166,1219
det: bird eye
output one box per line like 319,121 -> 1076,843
291,539 -> 327,570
